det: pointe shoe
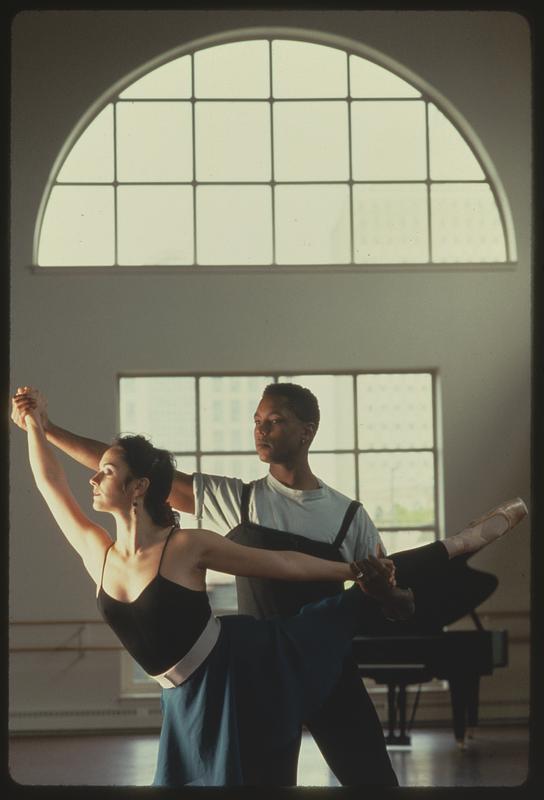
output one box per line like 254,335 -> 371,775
444,498 -> 528,559
464,497 -> 528,539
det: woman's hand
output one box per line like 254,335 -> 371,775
11,387 -> 40,431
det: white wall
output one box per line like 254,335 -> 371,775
10,10 -> 531,731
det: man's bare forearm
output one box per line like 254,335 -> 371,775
45,423 -> 108,471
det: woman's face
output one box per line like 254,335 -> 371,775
89,446 -> 134,513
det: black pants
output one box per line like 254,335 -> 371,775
257,655 -> 398,787
307,654 -> 399,785
274,541 -> 486,786
257,542 -> 490,786
315,542 -> 458,787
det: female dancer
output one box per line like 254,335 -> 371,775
11,390 -> 527,786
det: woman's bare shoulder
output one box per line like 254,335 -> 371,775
168,527 -> 206,557
161,528 -> 207,587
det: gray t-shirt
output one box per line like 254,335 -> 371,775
193,471 -> 385,562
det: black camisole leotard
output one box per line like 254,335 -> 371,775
96,526 -> 212,676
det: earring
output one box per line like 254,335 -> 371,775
132,501 -> 138,513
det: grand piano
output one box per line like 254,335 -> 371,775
351,552 -> 508,747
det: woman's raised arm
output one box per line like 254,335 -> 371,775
12,394 -> 112,585
11,386 -> 196,514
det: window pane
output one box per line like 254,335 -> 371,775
57,105 -> 114,183
431,183 -> 506,262
195,40 -> 270,98
357,374 -> 434,449
351,100 -> 427,180
117,185 -> 194,265
207,581 -> 237,610
119,377 -> 196,451
273,101 -> 349,181
199,377 -> 274,451
116,102 -> 193,182
310,453 -> 356,498
196,186 -> 272,265
353,184 -> 428,263
131,659 -> 155,685
119,56 -> 192,99
172,454 -> 198,477
429,104 -> 484,181
275,184 -> 350,264
380,529 -> 436,555
358,452 -> 435,528
279,374 -> 354,449
38,186 -> 114,266
195,102 -> 271,181
272,40 -> 347,98
349,56 -> 421,98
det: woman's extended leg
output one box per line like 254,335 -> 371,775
352,498 -> 527,634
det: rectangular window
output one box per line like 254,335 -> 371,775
118,370 -> 441,694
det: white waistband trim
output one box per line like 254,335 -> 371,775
150,615 -> 221,689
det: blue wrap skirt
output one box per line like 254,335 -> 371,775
153,585 -> 365,786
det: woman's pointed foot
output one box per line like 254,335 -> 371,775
444,498 -> 528,558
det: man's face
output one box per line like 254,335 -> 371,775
253,394 -> 311,464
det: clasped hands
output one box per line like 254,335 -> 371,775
351,554 -> 414,621
11,385 -> 48,430
351,554 -> 396,596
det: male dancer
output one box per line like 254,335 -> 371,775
11,384 -> 526,786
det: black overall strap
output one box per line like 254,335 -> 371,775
332,500 -> 361,550
240,482 -> 254,525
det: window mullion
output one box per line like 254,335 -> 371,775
347,51 -> 354,265
269,40 -> 277,267
191,53 -> 198,266
113,103 -> 119,267
425,100 -> 433,263
352,374 -> 360,502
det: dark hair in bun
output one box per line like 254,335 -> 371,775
113,435 -> 179,527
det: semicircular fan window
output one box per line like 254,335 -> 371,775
36,38 -> 513,268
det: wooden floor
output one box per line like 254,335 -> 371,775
9,724 -> 529,787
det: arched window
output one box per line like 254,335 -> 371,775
35,32 -> 516,268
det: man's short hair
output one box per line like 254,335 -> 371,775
262,383 -> 320,428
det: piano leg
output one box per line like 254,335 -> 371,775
386,684 -> 397,744
448,673 -> 480,747
398,684 -> 410,745
385,683 -> 411,746
466,674 -> 481,738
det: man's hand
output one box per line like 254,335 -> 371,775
351,555 -> 414,621
353,555 -> 396,598
11,386 -> 49,432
